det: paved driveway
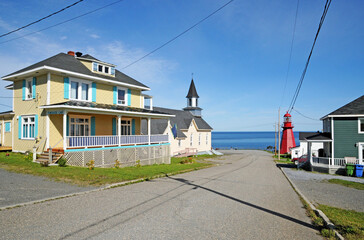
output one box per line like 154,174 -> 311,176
0,150 -> 321,239
282,167 -> 364,212
0,168 -> 96,208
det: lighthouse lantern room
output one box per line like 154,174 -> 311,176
280,112 -> 296,154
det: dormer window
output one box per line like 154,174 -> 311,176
93,62 -> 115,76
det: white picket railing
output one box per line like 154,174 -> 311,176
312,157 -> 360,166
66,134 -> 169,148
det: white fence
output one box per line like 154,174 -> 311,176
312,157 -> 360,167
64,144 -> 170,168
66,134 -> 168,148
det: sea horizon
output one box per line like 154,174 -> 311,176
212,131 -> 300,150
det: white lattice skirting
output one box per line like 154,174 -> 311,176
64,144 -> 170,168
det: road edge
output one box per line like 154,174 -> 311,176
0,164 -> 216,211
279,167 -> 344,240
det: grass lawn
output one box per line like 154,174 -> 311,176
0,152 -> 215,186
273,155 -> 293,164
327,179 -> 364,190
318,204 -> 364,240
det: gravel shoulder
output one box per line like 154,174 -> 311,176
0,168 -> 97,208
282,167 -> 364,212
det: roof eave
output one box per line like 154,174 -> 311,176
2,66 -> 151,91
39,104 -> 174,118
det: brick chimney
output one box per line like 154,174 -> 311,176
67,51 -> 75,56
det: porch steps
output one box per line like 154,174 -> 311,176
37,151 -> 63,164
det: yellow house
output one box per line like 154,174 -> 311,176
1,51 -> 173,167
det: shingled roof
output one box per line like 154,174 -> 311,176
299,132 -> 331,141
141,106 -> 212,138
323,95 -> 364,118
3,53 -> 149,89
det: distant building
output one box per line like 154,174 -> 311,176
142,79 -> 213,156
290,132 -> 324,159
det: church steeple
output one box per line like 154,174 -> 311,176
184,78 -> 202,117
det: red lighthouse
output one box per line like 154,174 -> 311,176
280,112 -> 296,154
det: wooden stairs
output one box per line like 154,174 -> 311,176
37,150 -> 63,164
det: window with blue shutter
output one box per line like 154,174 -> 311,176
64,77 -> 69,99
113,86 -> 117,104
91,117 -> 95,136
112,118 -> 116,135
127,89 -> 131,106
32,77 -> 36,99
111,67 -> 115,75
132,119 -> 135,135
92,82 -> 96,102
22,80 -> 26,100
5,122 -> 11,132
93,62 -> 97,71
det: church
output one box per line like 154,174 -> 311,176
142,79 -> 213,156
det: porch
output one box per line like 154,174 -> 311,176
311,156 -> 361,174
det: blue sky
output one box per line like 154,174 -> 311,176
0,0 -> 363,131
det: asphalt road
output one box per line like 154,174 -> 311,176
0,150 -> 321,239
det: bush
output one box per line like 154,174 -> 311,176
58,157 -> 67,167
24,151 -> 33,162
135,160 -> 141,168
114,159 -> 120,169
86,160 -> 95,170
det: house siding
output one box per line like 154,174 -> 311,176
1,116 -> 13,147
13,74 -> 48,152
333,117 -> 364,158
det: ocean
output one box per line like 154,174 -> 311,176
212,131 -> 300,150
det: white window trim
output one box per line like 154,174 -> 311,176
120,118 -> 132,135
25,78 -> 33,100
358,118 -> 364,134
93,62 -> 115,76
21,115 -> 36,140
69,77 -> 92,102
117,87 -> 128,106
69,115 -> 91,136
4,121 -> 11,132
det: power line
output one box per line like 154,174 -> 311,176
0,0 -> 125,45
280,0 -> 300,108
288,0 -> 332,112
122,0 -> 235,69
292,108 -> 320,121
0,0 -> 85,39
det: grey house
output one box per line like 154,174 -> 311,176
309,95 -> 364,173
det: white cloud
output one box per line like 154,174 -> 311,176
90,34 -> 100,39
60,36 -> 67,40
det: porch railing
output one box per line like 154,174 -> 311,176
66,134 -> 169,148
312,157 -> 360,167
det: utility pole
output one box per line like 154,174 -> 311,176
278,108 -> 281,161
274,123 -> 277,156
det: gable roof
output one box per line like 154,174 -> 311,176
186,79 -> 199,98
299,132 -> 331,141
322,95 -> 364,118
2,53 -> 149,89
141,106 -> 212,138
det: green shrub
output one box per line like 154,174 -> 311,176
58,157 -> 67,167
24,151 -> 33,162
135,160 -> 141,168
86,160 -> 95,170
114,159 -> 120,169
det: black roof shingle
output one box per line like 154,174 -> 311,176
3,53 -> 149,89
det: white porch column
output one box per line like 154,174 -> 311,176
147,117 -> 151,145
63,111 -> 67,150
46,72 -> 51,105
308,142 -> 312,166
46,113 -> 50,149
118,115 -> 121,146
150,98 -> 153,110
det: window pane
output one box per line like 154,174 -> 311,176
27,80 -> 32,97
71,118 -> 75,123
361,121 -> 364,132
85,125 -> 89,136
80,125 -> 84,136
71,124 -> 75,136
105,67 -> 109,73
24,118 -> 28,123
71,81 -> 78,99
82,83 -> 89,100
98,65 -> 103,72
118,89 -> 125,104
30,117 -> 35,122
